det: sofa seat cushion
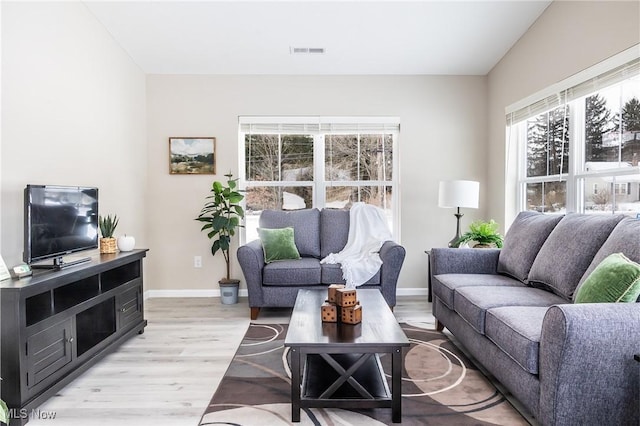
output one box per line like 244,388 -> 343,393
454,286 -> 565,334
321,263 -> 380,285
259,209 -> 321,258
433,273 -> 524,309
262,258 -> 321,286
485,306 -> 549,374
497,211 -> 563,283
528,213 -> 625,300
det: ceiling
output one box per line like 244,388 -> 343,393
84,1 -> 551,76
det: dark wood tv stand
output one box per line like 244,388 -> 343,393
1,249 -> 148,425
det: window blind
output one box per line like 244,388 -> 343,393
239,117 -> 400,134
507,57 -> 640,125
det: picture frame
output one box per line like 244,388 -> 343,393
169,137 -> 216,174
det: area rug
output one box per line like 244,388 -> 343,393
199,322 -> 529,425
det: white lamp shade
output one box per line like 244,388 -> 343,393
438,180 -> 479,209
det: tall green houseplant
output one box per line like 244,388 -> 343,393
196,173 -> 245,282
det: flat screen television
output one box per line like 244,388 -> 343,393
24,185 -> 99,269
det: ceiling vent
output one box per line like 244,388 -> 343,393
290,47 -> 325,55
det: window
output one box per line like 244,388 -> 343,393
507,52 -> 640,218
239,117 -> 400,243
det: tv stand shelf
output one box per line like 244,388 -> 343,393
1,249 -> 148,426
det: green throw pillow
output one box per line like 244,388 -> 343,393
258,227 -> 301,263
575,253 -> 640,303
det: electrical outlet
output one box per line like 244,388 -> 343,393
194,256 -> 202,268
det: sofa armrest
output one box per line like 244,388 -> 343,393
237,239 -> 265,307
430,247 -> 500,276
378,240 -> 406,307
539,303 -> 640,426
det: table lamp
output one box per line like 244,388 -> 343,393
438,180 -> 479,248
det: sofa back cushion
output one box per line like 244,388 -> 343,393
497,211 -> 563,282
320,209 -> 350,258
259,209 -> 321,258
528,213 -> 625,300
575,217 -> 640,298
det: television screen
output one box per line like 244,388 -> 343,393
24,185 -> 99,264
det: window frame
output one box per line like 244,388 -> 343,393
507,47 -> 640,218
238,116 -> 401,244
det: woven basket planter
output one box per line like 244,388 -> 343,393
100,237 -> 117,254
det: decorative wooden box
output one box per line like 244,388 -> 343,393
321,301 -> 338,322
341,302 -> 362,324
335,288 -> 357,307
328,284 -> 345,303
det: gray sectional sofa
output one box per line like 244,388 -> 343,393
430,212 -> 639,426
237,208 -> 406,320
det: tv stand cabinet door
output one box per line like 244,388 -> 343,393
26,318 -> 73,388
116,283 -> 143,331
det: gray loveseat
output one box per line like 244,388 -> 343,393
238,208 -> 406,320
430,212 -> 639,426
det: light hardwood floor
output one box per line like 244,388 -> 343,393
25,295 -> 433,426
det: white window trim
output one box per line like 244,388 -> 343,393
506,45 -> 640,218
238,116 -> 401,243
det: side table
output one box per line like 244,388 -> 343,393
425,250 -> 432,302
636,354 -> 639,420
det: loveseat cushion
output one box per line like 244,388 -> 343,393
320,209 -> 350,258
262,258 -> 321,286
321,263 -> 380,285
260,209 -> 321,258
454,286 -> 565,334
497,211 -> 563,283
528,213 -> 625,300
485,306 -> 548,374
575,217 -> 640,297
433,273 -> 524,309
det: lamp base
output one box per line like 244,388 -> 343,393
448,210 -> 463,248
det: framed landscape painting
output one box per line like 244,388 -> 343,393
169,137 -> 216,174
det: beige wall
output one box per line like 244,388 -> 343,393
9,1 -> 632,294
487,1 -> 640,227
1,2 -> 147,266
146,75 -> 488,292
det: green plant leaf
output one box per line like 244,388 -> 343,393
457,219 -> 504,248
99,214 -> 119,238
228,193 -> 244,203
0,399 -> 8,425
232,205 -> 245,217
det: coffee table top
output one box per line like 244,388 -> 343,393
284,289 -> 409,348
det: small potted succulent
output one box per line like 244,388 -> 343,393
99,214 -> 119,254
195,173 -> 245,304
457,219 -> 504,248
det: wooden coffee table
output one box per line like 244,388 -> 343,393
284,289 -> 409,423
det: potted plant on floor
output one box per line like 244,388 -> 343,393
196,173 -> 245,304
456,219 -> 504,248
99,214 -> 119,254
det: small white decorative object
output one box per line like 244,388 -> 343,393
117,235 -> 135,252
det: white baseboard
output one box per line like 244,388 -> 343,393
396,287 -> 429,296
144,289 -> 249,299
144,288 -> 426,299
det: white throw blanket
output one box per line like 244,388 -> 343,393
320,202 -> 393,288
